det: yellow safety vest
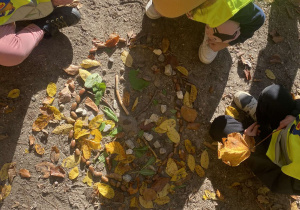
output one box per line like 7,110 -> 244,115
0,0 -> 53,26
266,115 -> 300,180
189,0 -> 253,28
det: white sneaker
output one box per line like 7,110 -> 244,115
198,33 -> 218,64
145,0 -> 162,19
233,91 -> 258,121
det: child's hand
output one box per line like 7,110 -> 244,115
244,122 -> 260,137
277,115 -> 295,130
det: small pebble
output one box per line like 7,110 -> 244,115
161,105 -> 167,113
143,132 -> 153,141
176,91 -> 184,99
108,57 -> 114,63
59,104 -> 64,110
149,114 -> 159,123
158,54 -> 165,62
126,149 -> 133,155
103,124 -> 112,132
54,181 -> 58,187
113,100 -> 118,109
31,96 -> 36,102
153,49 -> 162,55
160,148 -> 166,154
88,114 -> 95,121
164,64 -> 172,76
123,174 -> 132,182
153,141 -> 161,148
125,140 -> 135,149
75,108 -> 84,114
82,109 -> 87,116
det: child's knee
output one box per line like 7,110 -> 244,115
0,51 -> 28,66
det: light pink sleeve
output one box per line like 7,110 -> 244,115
51,0 -> 74,6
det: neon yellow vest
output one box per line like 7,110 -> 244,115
266,115 -> 300,180
189,0 -> 253,28
0,0 -> 53,26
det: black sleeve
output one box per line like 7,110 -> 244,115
291,100 -> 300,117
228,2 -> 265,45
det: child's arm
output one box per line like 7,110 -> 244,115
228,2 -> 265,46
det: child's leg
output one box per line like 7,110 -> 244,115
0,23 -> 44,67
209,115 -> 244,142
51,0 -> 74,6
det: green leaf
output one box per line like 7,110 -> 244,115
138,169 -> 156,176
99,122 -> 106,132
138,130 -> 144,138
153,99 -> 158,106
95,90 -> 104,106
108,127 -> 122,137
142,156 -> 156,169
129,69 -> 150,91
93,82 -> 106,93
101,106 -> 118,122
170,109 -> 177,114
85,73 -> 102,89
96,153 -> 106,163
133,146 -> 149,158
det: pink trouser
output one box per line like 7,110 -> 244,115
0,0 -> 73,67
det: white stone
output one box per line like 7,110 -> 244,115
113,100 -> 118,109
149,114 -> 159,123
153,49 -> 162,55
103,124 -> 112,132
153,141 -> 161,148
143,132 -> 153,141
126,149 -> 133,155
82,109 -> 87,116
75,108 -> 84,114
161,105 -> 167,113
159,148 -> 166,154
123,174 -> 132,182
176,91 -> 184,99
164,64 -> 172,76
88,114 -> 95,121
125,140 -> 135,149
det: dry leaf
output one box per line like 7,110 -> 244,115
258,186 -> 270,195
75,129 -> 90,139
121,50 -> 133,67
201,150 -> 209,169
244,69 -> 251,81
195,165 -> 205,177
157,119 -> 176,132
7,89 -> 20,98
166,127 -> 180,144
269,54 -> 282,64
265,69 -> 276,80
42,96 -> 54,105
128,182 -> 139,195
52,124 -> 74,135
62,154 -> 81,168
79,69 -> 91,81
90,129 -> 103,142
64,64 -> 80,75
80,59 -> 101,69
50,166 -> 66,178
114,162 -> 131,175
83,171 -> 93,186
154,196 -> 170,205
183,92 -> 193,108
187,154 -> 195,172
32,115 -> 51,131
151,177 -> 170,192
225,106 -> 239,119
123,91 -> 130,107
89,115 -> 104,130
218,132 -> 255,166
0,163 -> 13,181
35,144 -> 45,155
7,163 -> 16,183
35,162 -> 55,178
185,139 -> 195,154
143,188 -> 157,201
216,189 -> 224,200
105,141 -> 126,160
85,97 -> 99,112
130,197 -> 139,208
190,85 -> 197,103
165,158 -> 178,177
157,183 -> 170,198
82,144 -> 91,160
170,168 -> 188,182
203,190 -> 216,200
187,122 -> 200,130
29,135 -> 35,146
176,66 -> 188,76
105,34 -> 120,48
0,185 -> 11,201
50,146 -> 60,163
69,167 -> 79,180
181,106 -> 197,122
47,82 -> 57,97
95,182 -> 115,199
139,195 -> 153,208
161,38 -> 170,53
131,97 -> 139,111
19,169 -> 31,178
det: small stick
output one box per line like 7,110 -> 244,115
141,137 -> 159,160
87,91 -> 115,111
115,75 -> 129,115
254,129 -> 281,149
134,89 -> 158,117
93,151 -> 101,162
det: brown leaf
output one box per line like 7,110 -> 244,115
243,69 -> 251,81
269,54 -> 282,64
123,91 -> 130,107
7,163 -> 16,184
151,177 -> 170,192
50,146 -> 60,163
19,169 -> 31,178
272,35 -> 284,43
63,65 -> 80,75
240,56 -> 252,69
50,166 -> 66,178
128,183 -> 139,195
181,106 -> 197,122
143,188 -> 157,201
35,162 -> 55,178
29,135 -> 35,146
186,123 -> 201,130
161,38 -> 170,53
58,87 -> 71,104
32,115 -> 51,131
139,122 -> 156,131
35,144 -> 45,155
105,33 -> 120,48
85,97 -> 99,112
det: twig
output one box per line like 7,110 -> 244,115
254,129 -> 281,149
115,75 -> 129,115
134,90 -> 158,117
93,151 -> 101,162
140,137 -> 159,160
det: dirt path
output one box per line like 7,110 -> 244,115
0,0 -> 299,209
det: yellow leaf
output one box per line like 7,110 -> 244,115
176,66 -> 189,76
161,38 -> 170,53
130,197 -> 139,208
225,106 -> 239,119
265,69 -> 276,80
69,167 -> 79,180
158,119 -> 176,131
157,183 -> 170,198
121,50 -> 133,67
120,155 -> 135,164
0,163 -> 12,181
139,196 -> 153,209
95,183 -> 114,199
131,97 -> 139,111
89,115 -> 104,130
139,182 -> 148,195
47,83 -> 57,97
35,144 -> 45,155
80,59 -> 101,69
216,189 -> 225,200
154,127 -> 167,134
74,129 -> 90,139
83,171 -> 93,186
201,150 -> 209,169
166,158 -> 178,177
166,127 -> 180,144
190,85 -> 197,103
187,154 -> 195,172
171,168 -> 188,182
105,141 -> 126,160
82,144 -> 91,160
32,115 -> 51,131
42,96 -> 54,105
79,69 -> 91,81
154,196 -> 170,205
62,154 -> 81,168
52,124 -> 74,135
7,89 -> 20,98
1,184 -> 11,200
114,162 -> 131,175
195,165 -> 205,177
183,91 -> 193,108
90,129 -> 102,142
184,139 -> 196,154
74,119 -> 83,137
48,106 -> 62,120
203,190 -> 216,200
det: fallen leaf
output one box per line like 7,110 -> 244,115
258,186 -> 270,195
166,127 -> 180,144
19,169 -> 31,178
183,92 -> 193,108
166,158 -> 178,177
158,119 -> 176,132
195,165 -> 205,177
240,56 -> 252,69
0,185 -> 11,201
50,166 -> 66,178
89,115 -> 104,130
121,51 -> 133,67
244,69 -> 251,81
79,69 -> 91,81
29,135 -> 35,146
84,73 -> 102,89
143,188 -> 157,201
187,154 -> 195,172
129,69 -> 149,91
90,129 -> 103,142
190,85 -> 197,103
181,106 -> 197,122
291,201 -> 298,210
50,146 -> 60,163
218,132 -> 255,166
7,163 -> 16,183
35,162 -> 55,178
161,38 -> 170,53
201,150 -> 209,169
95,182 -> 115,199
225,106 -> 239,119
85,97 -> 99,112
52,124 -> 74,135
123,91 -> 130,107
203,190 -> 216,200
105,141 -> 126,160
185,139 -> 196,154
128,182 -> 139,195
7,89 -> 20,99
176,66 -> 188,76
83,171 -> 93,186
105,33 -> 120,48
269,54 -> 282,64
32,115 -> 51,131
139,195 -> 153,208
272,36 -> 284,43
265,69 -> 276,80
80,59 -> 101,69
75,129 -> 90,139
130,197 -> 139,208
155,196 -> 170,205
131,97 -> 139,111
216,189 -> 224,200
151,177 -> 170,192
69,167 -> 79,180
187,122 -> 201,130
35,144 -> 45,155
47,82 -> 57,97
62,154 -> 81,169
42,96 -> 54,105
82,144 -> 91,160
63,64 -> 80,75
170,168 -> 188,182
157,183 -> 170,198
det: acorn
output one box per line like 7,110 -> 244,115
88,165 -> 94,174
101,176 -> 109,183
70,139 -> 76,148
70,111 -> 77,119
69,83 -> 75,91
75,148 -> 80,156
71,102 -> 77,111
79,88 -> 86,96
86,161 -> 91,166
69,130 -> 74,140
81,156 -> 87,163
75,95 -> 81,104
93,171 -> 102,177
